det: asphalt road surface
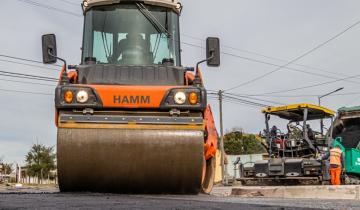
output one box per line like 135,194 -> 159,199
0,193 -> 359,210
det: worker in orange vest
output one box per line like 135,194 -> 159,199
328,146 -> 345,185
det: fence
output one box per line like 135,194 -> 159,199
226,154 -> 263,179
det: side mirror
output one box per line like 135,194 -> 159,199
42,34 -> 57,64
206,37 -> 220,67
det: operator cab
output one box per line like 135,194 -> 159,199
262,103 -> 336,158
80,2 -> 183,86
82,3 -> 180,66
42,0 -> 220,87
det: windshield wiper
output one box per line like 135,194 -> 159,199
135,3 -> 171,37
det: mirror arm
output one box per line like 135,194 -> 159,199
48,49 -> 69,85
194,51 -> 215,86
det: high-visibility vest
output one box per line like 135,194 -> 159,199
330,147 -> 343,167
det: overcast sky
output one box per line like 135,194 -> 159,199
1,0 -> 360,164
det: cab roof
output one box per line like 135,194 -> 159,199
262,103 -> 335,121
83,0 -> 182,14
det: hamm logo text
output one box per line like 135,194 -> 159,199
113,95 -> 151,104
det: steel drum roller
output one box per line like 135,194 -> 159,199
57,128 -> 204,193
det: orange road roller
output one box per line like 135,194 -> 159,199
41,0 -> 221,194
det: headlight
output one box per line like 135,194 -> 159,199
76,90 -> 89,103
56,86 -> 102,108
174,91 -> 186,105
159,88 -> 206,110
64,90 -> 73,103
189,92 -> 198,105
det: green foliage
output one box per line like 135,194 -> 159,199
0,162 -> 13,175
0,157 -> 13,175
2,163 -> 13,175
224,130 -> 266,155
25,144 -> 56,182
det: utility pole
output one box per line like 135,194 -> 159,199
18,165 -> 21,184
318,97 -> 324,135
318,87 -> 344,134
218,90 -> 227,185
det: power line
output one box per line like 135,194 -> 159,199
18,1 -> 360,94
225,18 -> 360,92
0,59 -> 60,72
182,33 -> 355,80
208,90 -> 283,105
16,0 -> 358,87
224,92 -> 284,105
223,51 -> 359,84
251,92 -> 360,98
0,87 -> 53,96
9,43 -> 353,89
18,0 -> 352,84
182,42 -> 359,85
18,0 -> 355,83
16,0 -> 360,88
224,94 -> 269,107
207,96 -> 262,109
245,73 -> 360,96
0,77 -> 56,87
17,0 -> 82,17
0,73 -> 57,82
0,55 -> 61,67
0,71 -> 58,82
208,92 -> 269,107
0,73 -> 55,82
0,70 -> 57,81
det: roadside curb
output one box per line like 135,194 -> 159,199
231,185 -> 360,200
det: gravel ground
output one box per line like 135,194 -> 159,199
0,185 -> 358,210
0,193 -> 358,210
0,193 -> 319,210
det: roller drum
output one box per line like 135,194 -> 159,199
57,128 -> 204,194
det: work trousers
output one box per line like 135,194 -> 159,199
329,166 -> 341,185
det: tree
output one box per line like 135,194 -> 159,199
25,143 -> 56,183
2,163 -> 13,175
224,130 -> 266,155
0,157 -> 13,175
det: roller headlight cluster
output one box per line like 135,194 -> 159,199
56,86 -> 102,108
63,89 -> 90,104
161,88 -> 206,110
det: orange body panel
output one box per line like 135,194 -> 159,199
55,65 -> 66,126
67,71 -> 78,83
185,69 -> 203,86
87,85 -> 177,108
185,72 -> 194,85
59,65 -> 66,82
58,68 -> 217,160
204,105 -> 218,160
